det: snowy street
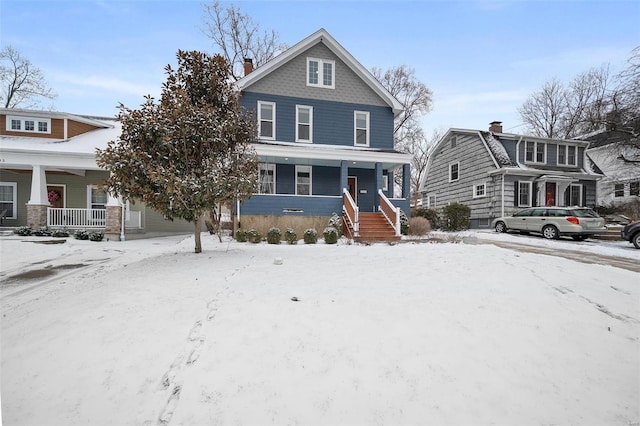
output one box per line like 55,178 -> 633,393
1,232 -> 639,426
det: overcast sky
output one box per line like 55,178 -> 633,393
2,0 -> 638,136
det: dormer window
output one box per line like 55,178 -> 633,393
525,141 -> 546,164
557,144 -> 577,166
307,58 -> 335,89
6,116 -> 51,134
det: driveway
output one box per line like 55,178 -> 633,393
478,239 -> 640,273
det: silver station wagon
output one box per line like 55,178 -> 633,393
492,207 -> 607,240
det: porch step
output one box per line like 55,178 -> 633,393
344,212 -> 400,243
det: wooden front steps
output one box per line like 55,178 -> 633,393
344,212 -> 400,243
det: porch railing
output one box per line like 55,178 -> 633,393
342,188 -> 359,237
47,208 -> 106,228
378,189 -> 401,236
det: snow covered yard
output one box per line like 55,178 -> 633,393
1,233 -> 638,426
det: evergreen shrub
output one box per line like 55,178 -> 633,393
32,227 -> 52,237
303,228 -> 318,244
89,231 -> 104,242
74,230 -> 89,240
267,227 -> 282,244
247,229 -> 262,243
235,229 -> 247,242
52,228 -> 70,238
323,227 -> 338,244
284,228 -> 298,245
442,203 -> 471,231
399,209 -> 409,235
13,226 -> 32,236
412,207 -> 441,230
328,212 -> 342,236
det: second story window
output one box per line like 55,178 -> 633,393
307,58 -> 335,89
296,105 -> 313,143
258,101 -> 275,140
557,144 -> 577,166
354,111 -> 369,146
6,116 -> 51,134
449,162 -> 460,182
525,141 -> 546,164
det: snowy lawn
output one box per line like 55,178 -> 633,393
1,232 -> 638,426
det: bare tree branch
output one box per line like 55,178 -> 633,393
201,1 -> 285,81
0,45 -> 56,109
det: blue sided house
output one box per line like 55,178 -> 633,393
235,29 -> 411,242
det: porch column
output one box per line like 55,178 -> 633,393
340,160 -> 348,193
26,165 -> 49,228
105,193 -> 123,241
402,163 -> 411,199
375,162 -> 383,209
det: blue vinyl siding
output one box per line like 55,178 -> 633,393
240,194 -> 342,216
313,166 -> 341,196
241,92 -> 394,150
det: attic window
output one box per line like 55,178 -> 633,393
6,116 -> 51,134
307,58 -> 335,89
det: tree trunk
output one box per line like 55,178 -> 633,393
194,214 -> 203,253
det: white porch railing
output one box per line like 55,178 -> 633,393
342,188 -> 359,237
47,208 -> 106,228
378,189 -> 401,236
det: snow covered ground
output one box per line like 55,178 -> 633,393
1,231 -> 638,426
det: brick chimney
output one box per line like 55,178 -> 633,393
243,58 -> 253,76
489,121 -> 503,133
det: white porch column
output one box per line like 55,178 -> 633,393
28,165 -> 49,206
26,165 -> 50,228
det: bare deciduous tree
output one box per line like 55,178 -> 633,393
372,65 -> 433,196
201,1 -> 285,81
519,67 -> 612,139
0,45 -> 56,109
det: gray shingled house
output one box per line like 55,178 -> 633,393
419,122 -> 602,228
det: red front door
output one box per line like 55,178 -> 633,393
545,182 -> 556,206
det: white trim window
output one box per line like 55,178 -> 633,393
614,183 -> 625,197
258,101 -> 275,140
307,57 -> 335,89
296,105 -> 313,143
87,185 -> 107,209
449,162 -> 460,182
258,163 -> 276,194
473,182 -> 486,198
354,111 -> 369,146
518,181 -> 532,207
525,141 -> 546,164
557,144 -> 577,166
567,184 -> 583,206
382,174 -> 389,192
295,165 -> 312,196
6,116 -> 51,134
0,182 -> 17,219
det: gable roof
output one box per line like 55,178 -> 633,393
236,28 -> 403,116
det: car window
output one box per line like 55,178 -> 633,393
513,209 -> 533,217
571,208 -> 600,218
549,209 -> 569,217
531,209 -> 546,217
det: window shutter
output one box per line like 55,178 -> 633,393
514,181 -> 519,206
531,186 -> 537,207
564,187 -> 569,206
582,185 -> 587,206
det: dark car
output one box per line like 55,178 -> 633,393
621,221 -> 640,249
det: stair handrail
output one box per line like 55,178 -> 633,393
343,188 -> 359,236
378,189 -> 400,236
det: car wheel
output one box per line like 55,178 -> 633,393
572,235 -> 587,241
542,225 -> 559,240
495,221 -> 507,233
633,232 -> 640,249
